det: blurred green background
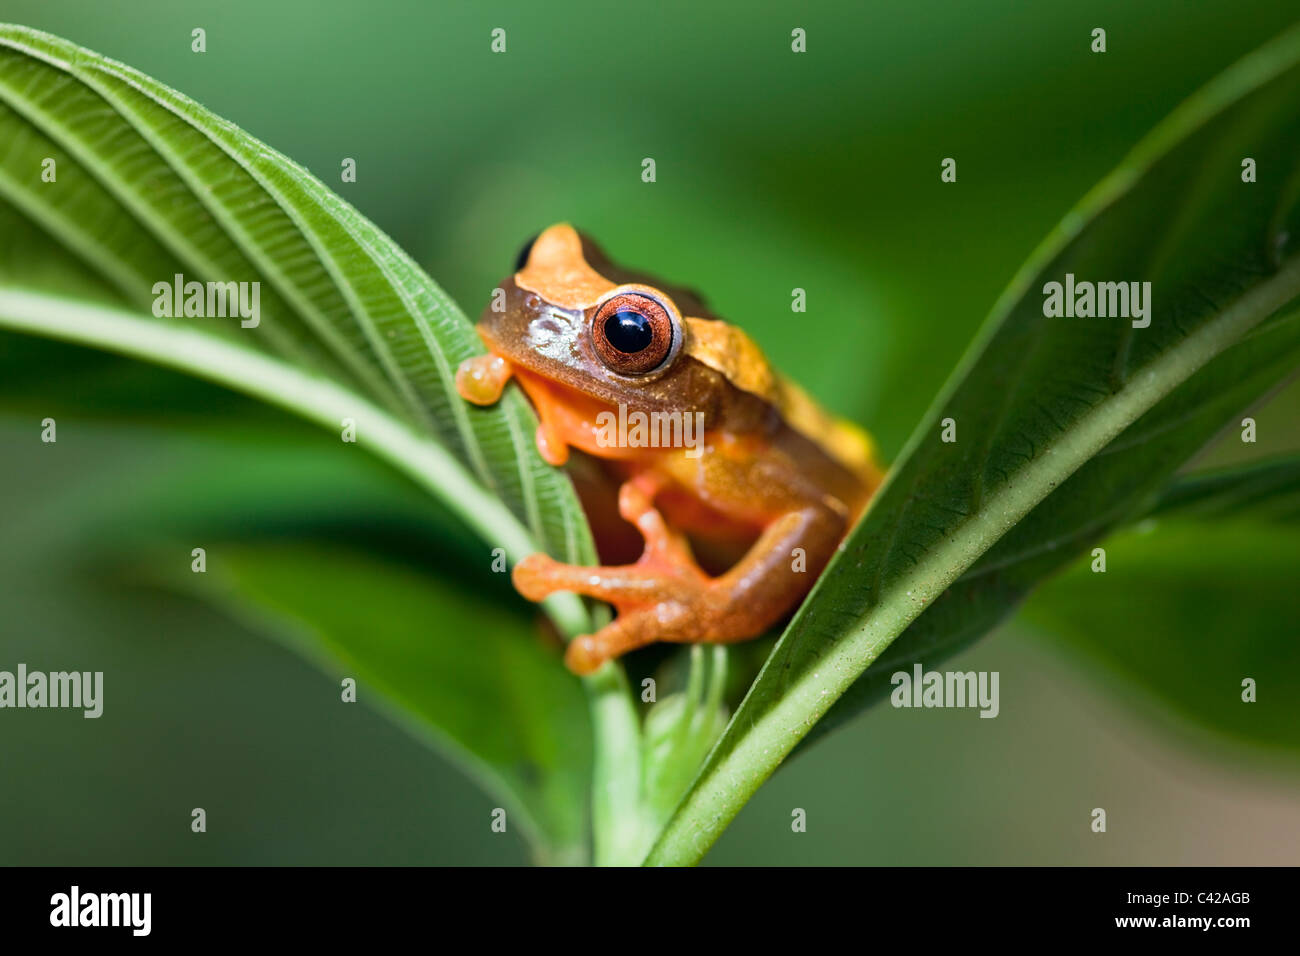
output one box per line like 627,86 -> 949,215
2,0 -> 1298,864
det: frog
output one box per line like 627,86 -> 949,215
455,223 -> 883,675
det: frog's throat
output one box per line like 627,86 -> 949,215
511,365 -> 576,467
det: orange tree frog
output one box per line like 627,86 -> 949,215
455,223 -> 883,675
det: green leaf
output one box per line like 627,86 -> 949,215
1017,454 -> 1300,755
799,310 -> 1300,752
0,24 -> 645,864
640,646 -> 729,833
1022,517 -> 1300,755
183,542 -> 594,864
0,23 -> 586,575
2,413 -> 591,860
647,24 -> 1300,865
1148,453 -> 1300,521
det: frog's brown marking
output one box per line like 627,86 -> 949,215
515,223 -> 881,486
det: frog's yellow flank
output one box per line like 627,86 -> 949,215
456,223 -> 884,674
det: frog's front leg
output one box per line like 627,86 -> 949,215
513,473 -> 708,607
515,487 -> 846,674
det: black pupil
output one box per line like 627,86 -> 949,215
604,310 -> 654,353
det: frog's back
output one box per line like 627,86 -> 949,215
682,317 -> 883,492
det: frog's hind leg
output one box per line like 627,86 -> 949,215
556,503 -> 847,674
513,474 -> 847,676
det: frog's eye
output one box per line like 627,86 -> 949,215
591,291 -> 678,375
514,234 -> 539,272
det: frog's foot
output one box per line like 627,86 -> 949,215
513,552 -> 708,675
563,603 -> 695,675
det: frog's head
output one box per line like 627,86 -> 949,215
477,223 -> 712,408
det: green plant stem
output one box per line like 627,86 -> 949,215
584,664 -> 645,866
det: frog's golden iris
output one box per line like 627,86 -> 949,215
456,224 -> 884,674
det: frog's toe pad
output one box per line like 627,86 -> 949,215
455,354 -> 511,405
564,636 -> 605,675
512,553 -> 561,601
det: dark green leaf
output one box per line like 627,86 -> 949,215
1023,518 -> 1300,754
183,542 -> 593,864
804,312 -> 1300,748
648,23 -> 1300,865
1149,453 -> 1300,521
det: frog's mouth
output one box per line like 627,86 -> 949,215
507,362 -> 626,468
